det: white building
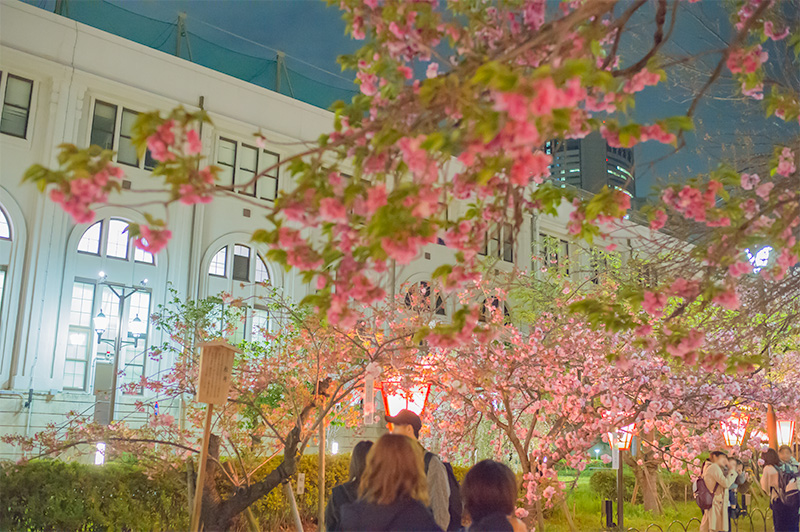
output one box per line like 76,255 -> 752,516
0,0 -> 653,460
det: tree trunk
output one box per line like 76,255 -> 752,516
202,426 -> 302,531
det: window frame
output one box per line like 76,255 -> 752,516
0,72 -> 34,139
215,136 -> 281,202
88,97 -> 156,171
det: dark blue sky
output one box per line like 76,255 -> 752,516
23,0 -> 798,198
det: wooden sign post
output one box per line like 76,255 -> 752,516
190,341 -> 238,532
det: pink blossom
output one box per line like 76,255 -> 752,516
178,183 -> 213,205
426,63 -> 439,79
382,236 -> 418,264
624,69 -> 661,94
650,209 -> 668,231
510,151 -> 551,185
764,20 -> 790,40
742,81 -> 763,100
713,288 -> 740,310
183,129 -> 202,156
366,184 -> 388,214
147,120 -> 177,162
729,261 -> 752,278
755,182 -> 773,201
727,46 -> 767,75
740,173 -> 760,190
319,197 -> 347,222
642,291 -> 668,317
134,225 -> 172,254
777,147 -> 796,176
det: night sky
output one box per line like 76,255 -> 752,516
22,0 -> 800,199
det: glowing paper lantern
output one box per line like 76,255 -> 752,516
608,423 -> 636,451
721,413 -> 749,447
777,420 -> 796,447
381,381 -> 431,417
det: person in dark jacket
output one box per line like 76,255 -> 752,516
462,460 -> 527,532
325,440 -> 374,531
340,433 -> 442,531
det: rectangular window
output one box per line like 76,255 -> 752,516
216,138 -> 237,189
540,234 -> 569,273
252,306 -> 269,342
120,291 -> 150,395
501,224 -> 514,263
65,281 -> 96,390
238,145 -> 258,196
90,101 -> 117,151
106,219 -> 130,260
232,245 -> 250,282
258,150 -> 280,201
1,74 -> 33,138
117,109 -> 139,167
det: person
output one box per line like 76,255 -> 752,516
339,433 -> 442,531
386,409 -> 452,530
760,448 -> 800,532
726,458 -> 747,524
700,450 -> 737,532
325,440 -> 374,531
778,445 -> 800,477
461,460 -> 527,532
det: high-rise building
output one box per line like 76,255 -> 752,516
545,131 -> 635,196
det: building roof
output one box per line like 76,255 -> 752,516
20,0 -> 360,110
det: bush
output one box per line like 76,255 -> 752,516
589,469 -> 636,502
662,471 -> 693,503
0,459 -> 188,531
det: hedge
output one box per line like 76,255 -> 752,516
0,459 -> 188,531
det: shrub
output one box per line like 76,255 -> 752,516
662,471 -> 693,502
589,469 -> 636,502
0,459 -> 188,531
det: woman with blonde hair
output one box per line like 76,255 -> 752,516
340,433 -> 442,531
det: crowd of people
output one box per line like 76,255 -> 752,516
325,409 -> 526,531
699,446 -> 800,532
322,409 -> 800,532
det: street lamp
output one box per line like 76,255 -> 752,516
380,380 -> 432,417
608,422 -> 636,530
777,420 -> 796,447
93,279 -> 148,424
721,413 -> 749,447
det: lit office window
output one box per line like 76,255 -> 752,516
0,74 -> 33,138
120,291 -> 150,394
134,246 -> 155,265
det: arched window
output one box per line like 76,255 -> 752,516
64,217 -> 159,393
205,243 -> 272,343
404,281 -> 446,316
0,206 -> 12,325
480,297 -> 510,324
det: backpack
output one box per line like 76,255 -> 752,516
424,451 -> 463,531
693,474 -> 718,511
770,466 -> 800,507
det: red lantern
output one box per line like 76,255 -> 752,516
380,381 -> 431,417
721,413 -> 749,447
777,420 -> 796,447
608,423 -> 636,451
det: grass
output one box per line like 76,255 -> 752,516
534,472 -> 773,532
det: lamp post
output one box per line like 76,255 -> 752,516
608,422 -> 635,530
94,279 -> 148,424
721,413 -> 749,448
380,380 -> 432,417
777,420 -> 795,447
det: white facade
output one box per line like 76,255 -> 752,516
0,0 -> 652,460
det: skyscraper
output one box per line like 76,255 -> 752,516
545,131 -> 635,197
